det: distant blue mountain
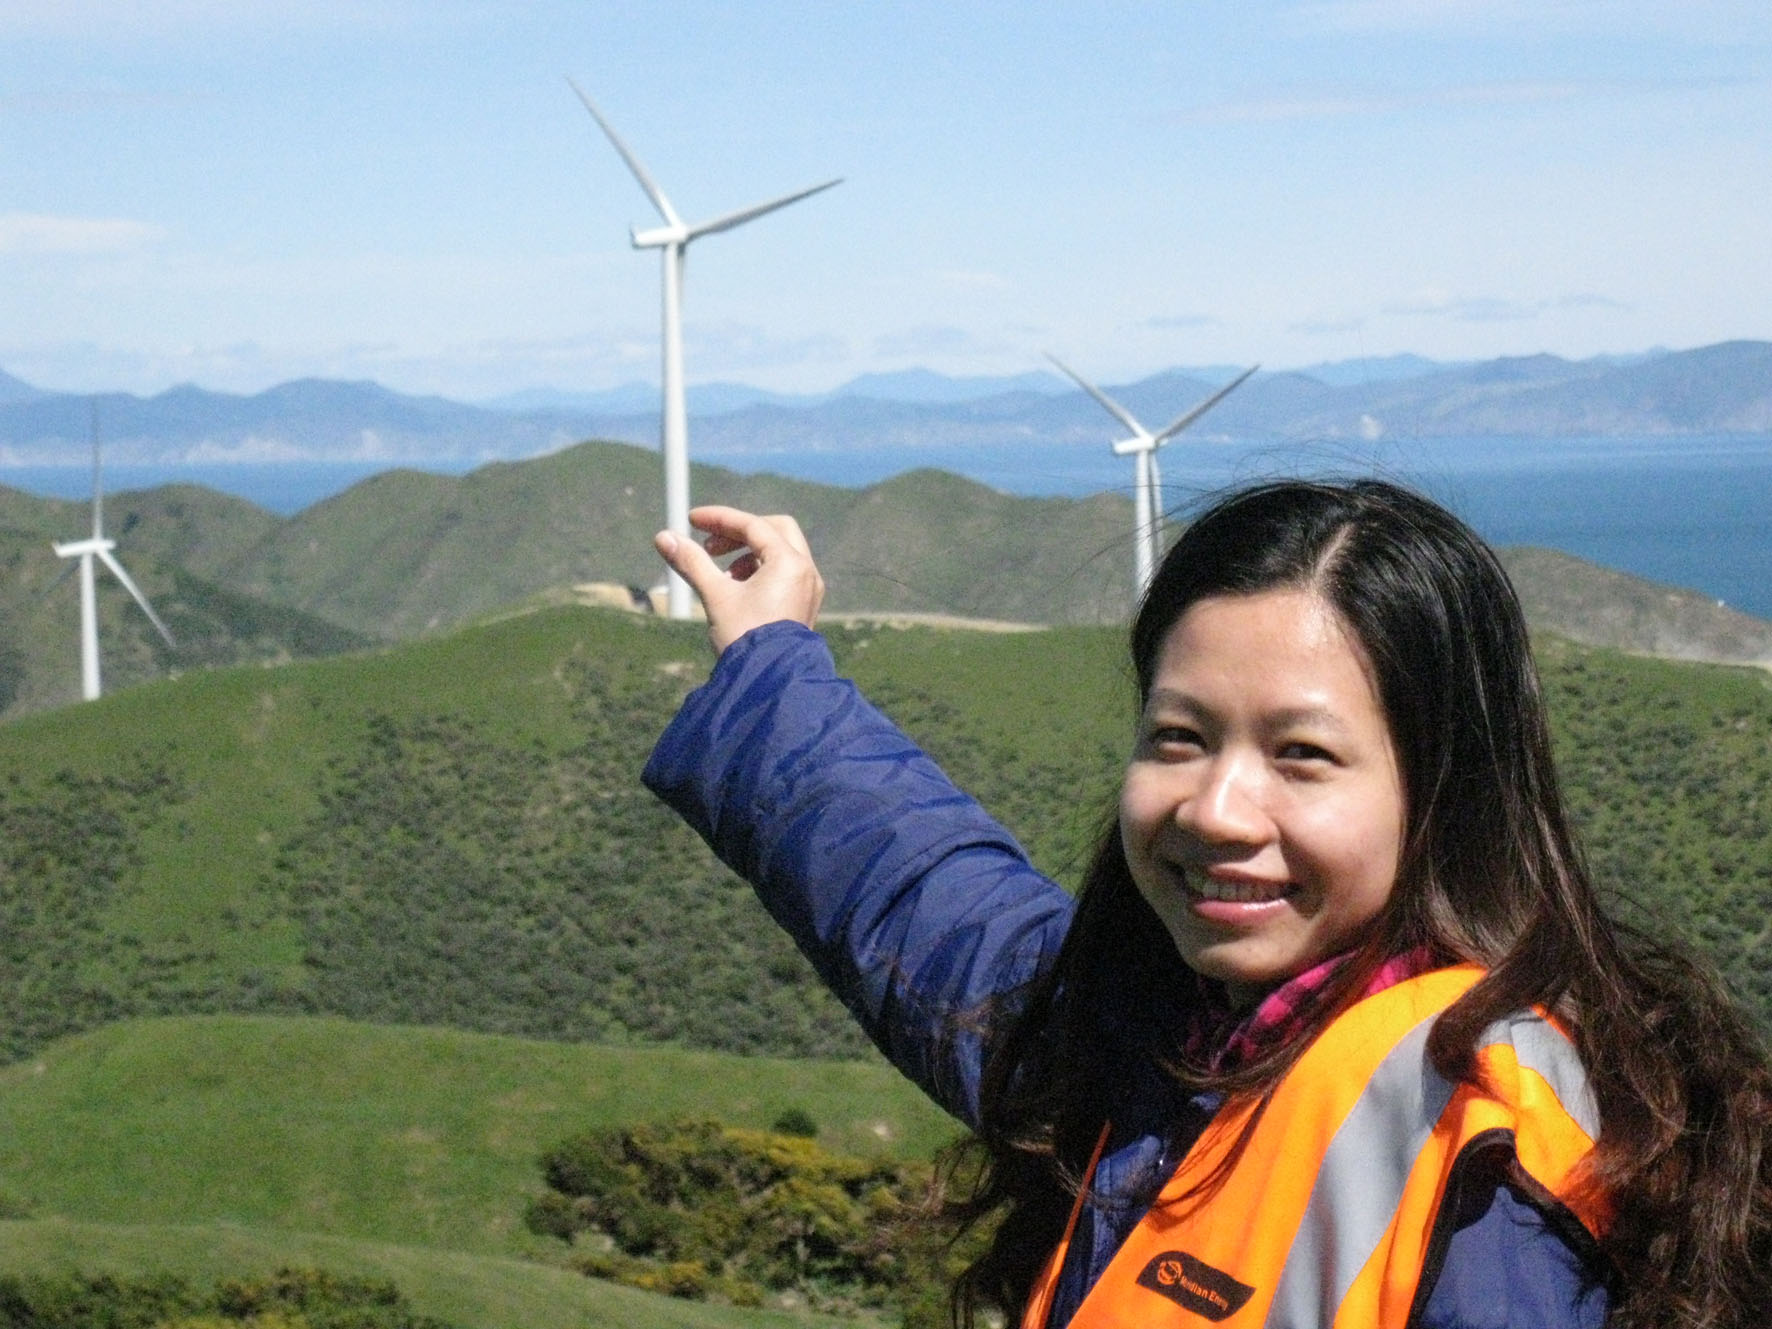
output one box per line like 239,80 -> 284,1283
2,342 -> 1767,471
482,368 -> 1072,414
0,367 -> 46,406
831,368 -> 1069,403
482,380 -> 805,415
1295,354 -> 1462,387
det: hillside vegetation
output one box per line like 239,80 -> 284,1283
0,1015 -> 946,1328
0,602 -> 1765,1063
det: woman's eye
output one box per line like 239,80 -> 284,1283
1145,726 -> 1204,755
1278,741 -> 1336,764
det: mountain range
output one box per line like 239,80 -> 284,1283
2,341 -> 1767,471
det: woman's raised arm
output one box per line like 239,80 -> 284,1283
643,508 -> 1076,1125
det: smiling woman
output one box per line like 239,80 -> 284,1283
1119,588 -> 1406,1006
640,482 -> 1772,1329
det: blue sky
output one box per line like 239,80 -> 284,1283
2,0 -> 1768,400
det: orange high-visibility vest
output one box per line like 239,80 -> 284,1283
1023,965 -> 1607,1329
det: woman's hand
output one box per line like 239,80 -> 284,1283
653,506 -> 825,654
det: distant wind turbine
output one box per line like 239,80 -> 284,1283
570,79 -> 841,619
51,400 -> 175,701
1045,355 -> 1258,600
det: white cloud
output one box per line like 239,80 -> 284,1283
1146,313 -> 1223,330
1284,0 -> 1770,40
1168,76 -> 1748,127
1383,290 -> 1628,322
0,0 -> 433,38
872,324 -> 988,359
1290,314 -> 1369,335
682,323 -> 848,375
935,268 -> 1013,292
0,213 -> 165,256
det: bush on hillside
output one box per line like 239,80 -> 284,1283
773,1106 -> 819,1137
0,760 -> 198,1062
0,1267 -> 454,1329
527,1118 -> 984,1323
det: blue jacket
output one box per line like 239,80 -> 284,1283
643,622 -> 1611,1329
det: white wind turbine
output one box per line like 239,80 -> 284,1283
51,401 -> 175,701
1045,355 -> 1258,600
570,79 -> 841,619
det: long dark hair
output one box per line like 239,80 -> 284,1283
946,479 -> 1772,1328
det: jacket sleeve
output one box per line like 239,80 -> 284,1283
642,621 -> 1077,1126
1416,1163 -> 1611,1328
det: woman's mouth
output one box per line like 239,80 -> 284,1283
1188,873 -> 1294,905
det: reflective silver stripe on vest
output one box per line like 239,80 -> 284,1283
1263,1009 -> 1596,1329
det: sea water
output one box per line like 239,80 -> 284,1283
5,433 -> 1769,620
710,432 -> 1772,622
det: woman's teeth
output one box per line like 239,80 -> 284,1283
1192,876 -> 1289,903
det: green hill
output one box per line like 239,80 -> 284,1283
1499,545 -> 1772,667
0,1014 -> 950,1328
208,444 -> 1133,639
0,600 -> 1765,1064
8,448 -> 1771,727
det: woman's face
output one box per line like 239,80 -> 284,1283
1119,587 -> 1406,1008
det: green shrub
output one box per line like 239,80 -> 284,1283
772,1107 -> 819,1137
532,1118 -> 982,1319
0,1267 -> 453,1329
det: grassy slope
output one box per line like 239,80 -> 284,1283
0,1016 -> 952,1328
1501,546 -> 1772,666
0,605 -> 665,984
0,1017 -> 953,1250
0,1221 -> 851,1329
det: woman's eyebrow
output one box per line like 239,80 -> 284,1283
1142,687 -> 1203,714
1264,706 -> 1352,735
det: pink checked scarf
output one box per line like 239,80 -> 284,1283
1185,947 -> 1437,1074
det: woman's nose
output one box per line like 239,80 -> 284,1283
1177,755 -> 1271,845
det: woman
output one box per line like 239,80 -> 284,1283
643,480 -> 1772,1328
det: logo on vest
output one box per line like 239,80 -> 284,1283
1134,1251 -> 1255,1321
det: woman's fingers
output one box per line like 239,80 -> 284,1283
652,506 -> 825,654
652,528 -> 725,599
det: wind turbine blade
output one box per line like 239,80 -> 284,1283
1044,353 -> 1150,440
39,558 -> 78,601
568,78 -> 683,229
1152,364 -> 1259,446
685,178 -> 842,241
90,398 -> 103,539
95,547 -> 176,648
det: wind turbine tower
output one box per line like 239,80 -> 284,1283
570,80 -> 841,619
1045,356 -> 1258,601
51,401 -> 175,701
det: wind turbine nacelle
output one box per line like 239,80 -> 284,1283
1111,436 -> 1153,457
52,536 -> 116,558
631,223 -> 687,249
